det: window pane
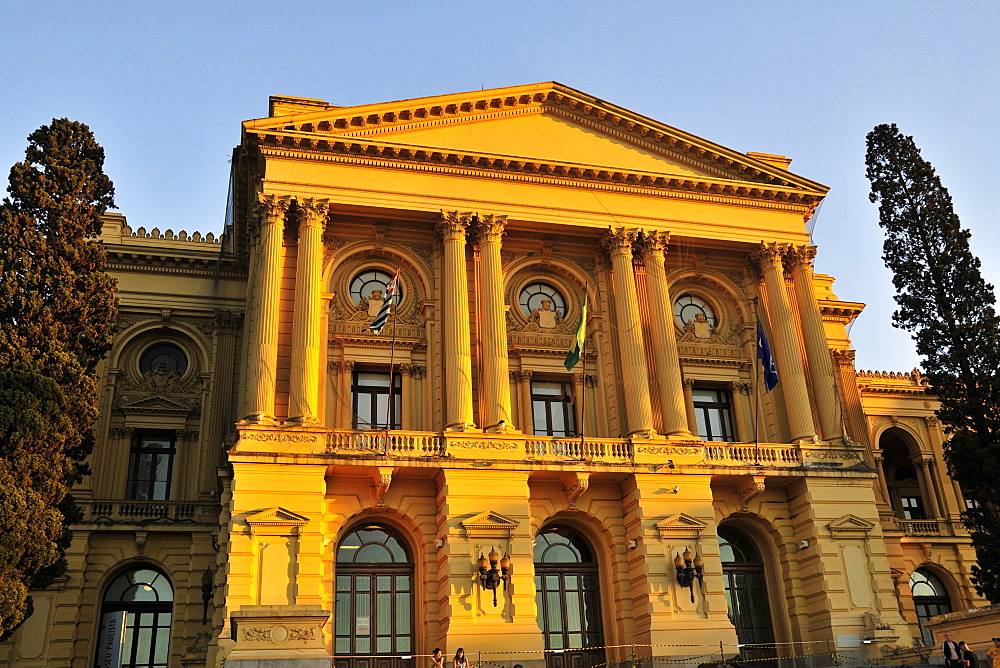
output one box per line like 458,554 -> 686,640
376,593 -> 392,634
396,592 -> 411,634
335,594 -> 351,634
532,382 -> 563,396
154,623 -> 170,662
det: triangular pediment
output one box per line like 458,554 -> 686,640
246,507 -> 310,526
655,513 -> 709,538
244,82 -> 827,195
827,514 -> 876,535
461,510 -> 519,530
116,394 -> 196,415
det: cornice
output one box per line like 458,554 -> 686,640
243,82 -> 827,193
253,141 -> 821,215
107,251 -> 247,279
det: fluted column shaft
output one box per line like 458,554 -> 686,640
917,458 -> 942,519
439,212 -> 476,429
753,243 -> 816,442
641,232 -> 693,438
289,198 -> 328,423
477,215 -> 514,429
786,245 -> 844,442
246,194 -> 289,421
603,228 -> 656,436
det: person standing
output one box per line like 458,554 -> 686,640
959,641 -> 978,668
987,638 -> 1000,668
943,632 -> 962,668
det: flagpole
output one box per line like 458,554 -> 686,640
752,297 -> 760,466
579,284 -> 588,453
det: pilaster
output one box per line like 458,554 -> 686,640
602,227 -> 656,437
435,470 -> 543,653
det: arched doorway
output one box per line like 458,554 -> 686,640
880,429 -> 929,519
94,567 -> 173,668
334,524 -> 414,668
718,527 -> 776,662
910,569 -> 952,647
534,525 -> 605,668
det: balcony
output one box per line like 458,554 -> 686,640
318,430 -> 807,468
80,500 -> 219,525
880,514 -> 956,537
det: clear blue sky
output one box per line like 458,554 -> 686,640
3,1 -> 998,373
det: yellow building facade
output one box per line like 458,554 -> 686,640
0,83 -> 984,667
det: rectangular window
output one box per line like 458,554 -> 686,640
126,430 -> 176,501
352,370 -> 401,430
900,495 -> 926,520
692,387 -> 735,442
531,380 -> 576,437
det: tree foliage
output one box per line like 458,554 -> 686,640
866,123 -> 1000,602
0,119 -> 116,635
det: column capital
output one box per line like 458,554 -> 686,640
784,244 -> 818,270
294,197 -> 330,228
750,241 -> 789,270
831,348 -> 857,365
682,377 -> 696,389
640,230 -> 671,256
476,213 -> 508,245
601,226 -> 639,258
257,193 -> 291,223
438,210 -> 474,242
728,381 -> 752,395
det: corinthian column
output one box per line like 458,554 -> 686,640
477,214 -> 514,430
288,198 -> 328,424
438,212 -> 476,430
244,194 -> 289,422
602,227 -> 656,437
751,243 -> 816,442
641,231 -> 693,438
786,245 -> 845,443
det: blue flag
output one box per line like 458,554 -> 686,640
367,270 -> 399,335
757,324 -> 779,392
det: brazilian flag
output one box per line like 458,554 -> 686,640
564,293 -> 588,371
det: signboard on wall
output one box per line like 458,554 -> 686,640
99,611 -> 127,668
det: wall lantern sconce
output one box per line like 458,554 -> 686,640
201,567 -> 215,624
673,547 -> 704,603
477,548 -> 511,607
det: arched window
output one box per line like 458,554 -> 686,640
96,567 -> 174,668
334,525 -> 413,668
534,526 -> 605,668
673,294 -> 717,328
910,569 -> 952,646
880,429 -> 928,520
351,269 -> 403,310
519,282 -> 566,320
718,527 -> 775,661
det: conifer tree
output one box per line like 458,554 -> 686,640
866,123 -> 1000,602
0,119 -> 116,635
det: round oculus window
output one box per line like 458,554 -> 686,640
350,269 -> 402,309
674,294 -> 717,328
519,282 -> 566,319
139,343 -> 188,376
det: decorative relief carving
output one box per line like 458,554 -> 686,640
749,241 -> 788,270
240,432 -> 319,443
736,476 -> 766,512
500,250 -> 519,267
571,255 -> 597,277
289,627 -> 316,641
110,427 -> 135,439
449,441 -> 520,451
641,230 -> 671,255
564,473 -> 590,509
244,627 -> 271,642
115,315 -> 145,332
924,415 -> 941,429
728,381 -> 752,395
804,450 -> 862,460
677,323 -> 738,346
635,445 -> 701,455
831,349 -> 857,364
